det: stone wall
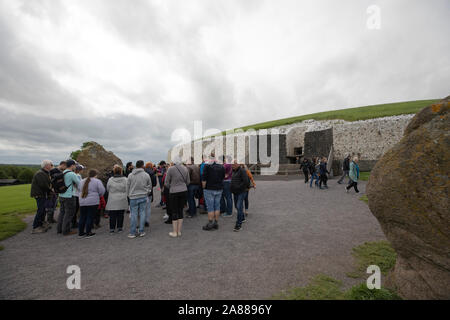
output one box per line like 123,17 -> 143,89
168,114 -> 414,173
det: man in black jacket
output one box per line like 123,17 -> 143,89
30,160 -> 53,233
231,160 -> 250,232
300,158 -> 310,183
337,155 -> 351,184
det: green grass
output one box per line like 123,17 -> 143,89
359,194 -> 369,204
0,184 -> 36,215
0,184 -> 36,245
228,99 -> 438,133
347,241 -> 397,278
273,274 -> 400,300
359,172 -> 371,181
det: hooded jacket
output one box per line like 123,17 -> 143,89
231,167 -> 249,194
106,176 -> 128,211
127,168 -> 152,200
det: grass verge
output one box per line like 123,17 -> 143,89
273,274 -> 400,300
359,172 -> 370,181
359,195 -> 368,204
0,184 -> 36,248
274,240 -> 400,300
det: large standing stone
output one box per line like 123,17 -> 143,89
366,96 -> 450,299
75,142 -> 123,185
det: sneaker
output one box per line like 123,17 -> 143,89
234,225 -> 242,232
169,232 -> 178,238
177,232 -> 182,237
31,227 -> 46,234
139,232 -> 146,237
78,233 -> 86,239
110,230 -> 115,234
117,228 -> 123,233
128,234 -> 136,239
242,219 -> 247,223
85,233 -> 96,238
221,213 -> 232,218
202,221 -> 215,231
345,187 -> 349,193
213,221 -> 219,230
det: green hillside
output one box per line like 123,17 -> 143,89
232,99 -> 438,132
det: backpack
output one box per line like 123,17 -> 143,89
51,171 -> 71,194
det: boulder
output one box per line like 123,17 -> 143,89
75,142 -> 123,185
366,96 -> 450,299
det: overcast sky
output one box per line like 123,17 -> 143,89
0,0 -> 448,164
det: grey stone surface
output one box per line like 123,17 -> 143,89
0,178 -> 385,300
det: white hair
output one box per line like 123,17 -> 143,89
41,159 -> 53,168
353,156 -> 359,162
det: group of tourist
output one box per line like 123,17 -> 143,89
30,152 -> 256,238
298,155 -> 360,193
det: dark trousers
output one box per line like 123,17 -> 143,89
94,208 -> 101,226
109,210 -> 125,230
58,197 -> 77,234
72,196 -> 79,227
169,191 -> 187,221
302,170 -> 309,183
158,176 -> 165,205
233,192 -> 246,227
347,180 -> 359,192
187,184 -> 200,216
220,180 -> 233,215
338,170 -> 349,184
33,197 -> 47,229
319,174 -> 328,188
243,191 -> 249,210
79,205 -> 98,235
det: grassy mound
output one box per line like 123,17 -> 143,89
235,99 -> 438,132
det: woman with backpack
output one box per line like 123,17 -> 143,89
346,156 -> 360,193
106,166 -> 128,234
78,169 -> 105,238
164,158 -> 190,237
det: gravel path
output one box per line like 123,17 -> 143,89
0,177 -> 385,300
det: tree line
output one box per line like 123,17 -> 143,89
0,165 -> 39,184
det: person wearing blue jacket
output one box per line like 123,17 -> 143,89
346,156 -> 360,193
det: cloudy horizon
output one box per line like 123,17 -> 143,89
0,0 -> 449,164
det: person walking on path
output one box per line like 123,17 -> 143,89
78,169 -> 105,238
220,156 -> 233,217
57,159 -> 81,236
106,166 -> 128,234
47,161 -> 67,224
144,162 -> 157,227
309,157 -> 319,188
72,164 -> 84,229
30,160 -> 53,234
338,155 -> 351,184
346,156 -> 360,193
127,160 -> 152,238
319,157 -> 330,190
186,157 -> 201,218
300,158 -> 310,183
202,153 -> 225,231
164,158 -> 189,237
231,161 -> 250,232
242,164 -> 256,216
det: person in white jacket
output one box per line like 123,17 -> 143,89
106,165 -> 128,233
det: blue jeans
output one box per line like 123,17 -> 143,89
187,184 -> 200,216
220,180 -> 233,215
243,191 -> 249,210
145,196 -> 152,223
203,189 -> 223,213
310,172 -> 319,187
234,192 -> 246,227
130,197 -> 147,235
